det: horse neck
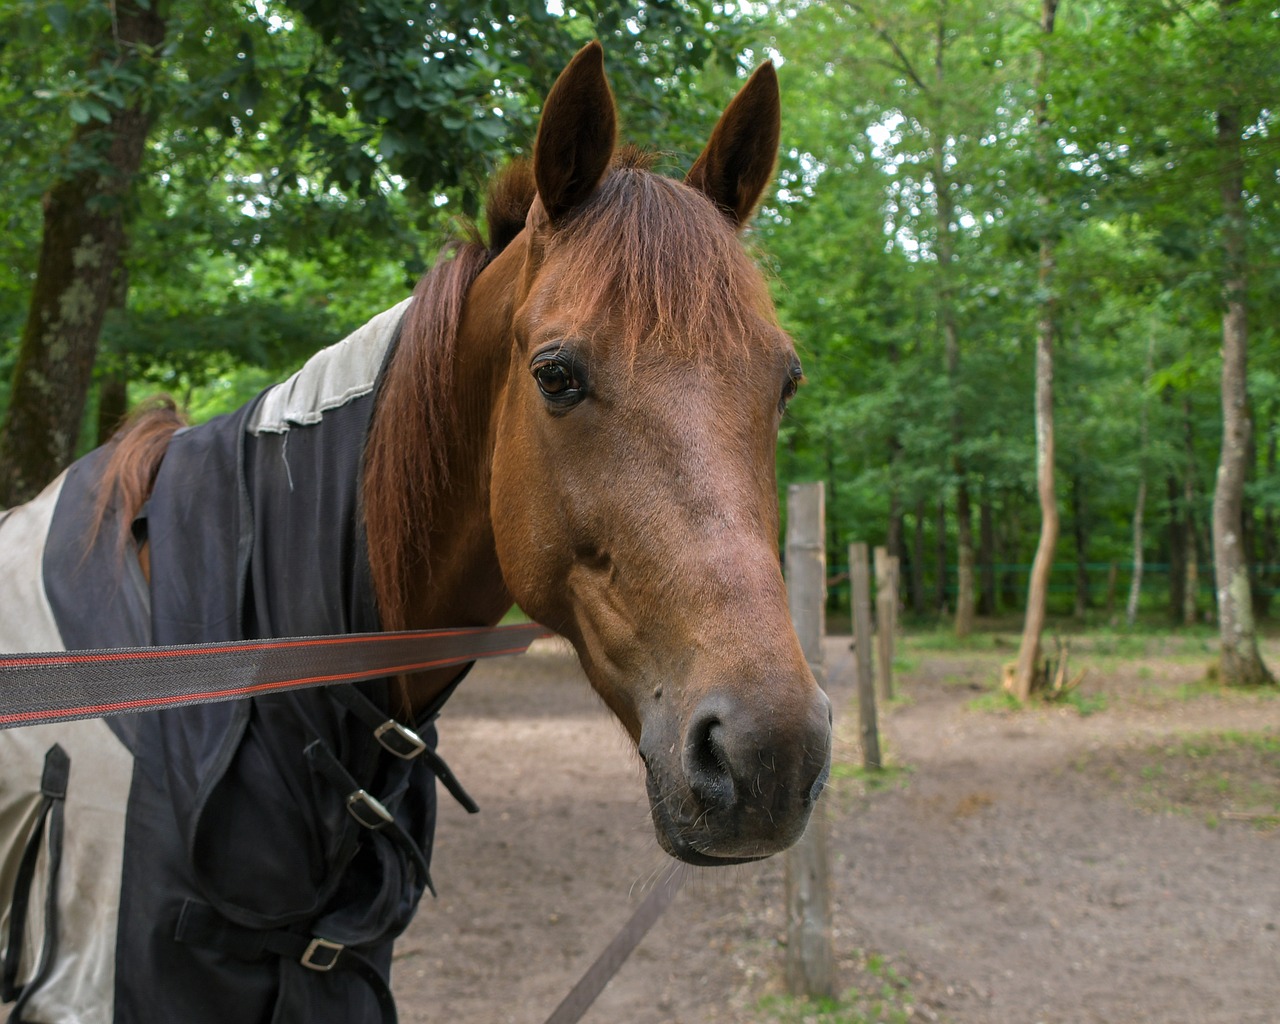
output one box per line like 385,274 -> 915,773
366,238 -> 525,713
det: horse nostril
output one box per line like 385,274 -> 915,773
683,705 -> 735,811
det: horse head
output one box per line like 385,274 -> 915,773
486,44 -> 832,865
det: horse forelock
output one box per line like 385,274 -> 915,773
539,146 -> 780,367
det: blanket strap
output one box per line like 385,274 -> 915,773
2,745 -> 70,1023
305,741 -> 436,897
327,686 -> 480,813
175,901 -> 399,1024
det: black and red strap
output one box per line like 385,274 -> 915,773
0,623 -> 551,730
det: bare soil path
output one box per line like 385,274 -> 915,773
393,634 -> 1280,1023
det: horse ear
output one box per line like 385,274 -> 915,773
533,42 -> 618,225
686,62 -> 781,228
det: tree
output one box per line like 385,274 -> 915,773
0,1 -> 749,504
0,0 -> 166,506
1007,0 -> 1060,701
1211,0 -> 1272,684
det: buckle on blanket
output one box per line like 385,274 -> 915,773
373,720 -> 427,759
346,789 -> 394,830
301,937 -> 344,972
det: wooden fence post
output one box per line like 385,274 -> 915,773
784,483 -> 835,1000
849,543 -> 881,771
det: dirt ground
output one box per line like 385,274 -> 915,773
392,632 -> 1280,1024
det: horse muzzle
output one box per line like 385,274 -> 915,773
638,687 -> 833,865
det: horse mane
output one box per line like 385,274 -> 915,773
363,160 -> 537,631
91,396 -> 187,553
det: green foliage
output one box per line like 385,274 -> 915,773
1,0 -> 755,443
755,0 -> 1280,624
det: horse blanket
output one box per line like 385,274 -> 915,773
0,298 -> 459,1024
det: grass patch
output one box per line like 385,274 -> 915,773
1061,690 -> 1109,716
1078,729 -> 1280,830
967,690 -> 1022,714
757,952 -> 915,1023
901,628 -> 1012,653
829,760 -> 913,793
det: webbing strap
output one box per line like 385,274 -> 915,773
2,745 -> 70,1023
0,624 -> 550,730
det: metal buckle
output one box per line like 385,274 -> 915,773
373,720 -> 427,760
346,789 -> 394,830
301,937 -> 344,972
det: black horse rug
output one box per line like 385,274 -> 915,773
0,298 -> 463,1024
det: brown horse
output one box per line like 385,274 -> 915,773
372,42 -> 831,864
0,42 -> 829,1023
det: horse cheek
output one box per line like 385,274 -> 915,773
488,411 -> 572,627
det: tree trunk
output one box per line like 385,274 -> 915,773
926,9 -> 975,639
0,0 -> 166,507
1126,332 -> 1154,625
1071,472 -> 1089,619
1126,478 -> 1147,626
937,170 -> 975,636
1244,422 -> 1266,619
1260,422 -> 1278,618
824,433 -> 841,560
911,500 -> 927,616
935,497 -> 949,615
1009,236 -> 1060,700
1001,502 -> 1021,609
1166,471 -> 1186,621
1211,89 -> 1272,684
1183,396 -> 1199,626
955,481 -> 976,635
96,367 -> 130,446
1008,0 -> 1060,701
979,494 -> 996,615
886,438 -> 903,574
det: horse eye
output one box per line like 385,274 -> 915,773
531,354 -> 586,406
779,365 -> 803,412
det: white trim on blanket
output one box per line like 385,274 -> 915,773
247,298 -> 411,436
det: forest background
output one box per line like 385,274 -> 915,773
2,0 -> 1277,690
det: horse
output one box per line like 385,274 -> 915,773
0,43 -> 831,1024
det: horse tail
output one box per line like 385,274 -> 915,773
91,396 -> 187,553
